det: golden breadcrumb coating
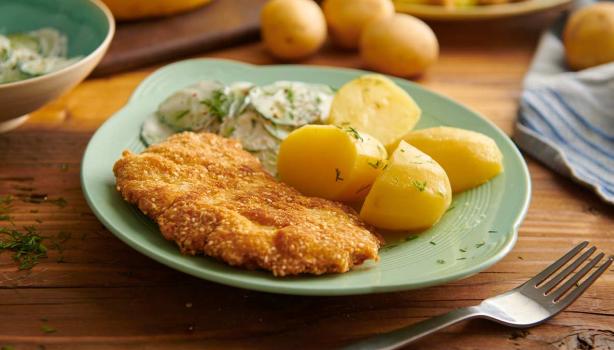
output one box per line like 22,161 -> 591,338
113,132 -> 381,276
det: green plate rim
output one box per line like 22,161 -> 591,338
81,58 -> 531,296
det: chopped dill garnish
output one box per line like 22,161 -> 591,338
201,90 -> 229,122
284,88 -> 294,104
174,110 -> 190,120
488,229 -> 498,233
1,345 -> 15,350
40,324 -> 57,334
367,160 -> 382,169
405,235 -> 419,241
335,168 -> 344,182
459,248 -> 467,253
445,206 -> 455,213
429,241 -> 436,245
400,149 -> 406,152
411,180 -> 427,192
456,257 -> 467,260
48,197 -> 67,208
437,259 -> 445,264
0,226 -> 47,270
343,126 -> 363,142
475,242 -> 486,248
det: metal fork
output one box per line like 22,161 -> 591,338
343,241 -> 613,350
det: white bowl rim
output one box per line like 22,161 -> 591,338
0,0 -> 115,90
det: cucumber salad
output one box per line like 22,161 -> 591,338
0,28 -> 82,84
141,80 -> 335,176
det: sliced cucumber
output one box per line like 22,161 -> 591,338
252,148 -> 279,177
158,80 -> 230,132
32,28 -> 67,57
140,113 -> 176,146
222,109 -> 280,152
227,81 -> 254,117
248,81 -> 333,126
7,33 -> 39,53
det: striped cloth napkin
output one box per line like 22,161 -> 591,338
514,13 -> 614,204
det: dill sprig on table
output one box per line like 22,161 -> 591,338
0,226 -> 48,270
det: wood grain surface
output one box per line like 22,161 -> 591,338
1,11 -> 613,350
92,0 -> 268,77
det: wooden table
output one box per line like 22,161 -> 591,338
1,12 -> 613,350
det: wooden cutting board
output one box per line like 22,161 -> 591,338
92,0 -> 267,76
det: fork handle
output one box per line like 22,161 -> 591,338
342,306 -> 484,350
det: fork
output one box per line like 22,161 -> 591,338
343,241 -> 613,350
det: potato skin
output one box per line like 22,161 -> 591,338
261,0 -> 327,61
277,125 -> 388,202
564,3 -> 614,70
360,141 -> 452,231
322,0 -> 394,49
403,126 -> 503,193
360,14 -> 438,77
328,74 -> 421,151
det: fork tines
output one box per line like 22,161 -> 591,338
529,241 -> 613,304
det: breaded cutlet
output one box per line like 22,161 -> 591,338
113,132 -> 382,276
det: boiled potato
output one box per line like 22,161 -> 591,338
403,126 -> 503,193
261,0 -> 327,61
564,3 -> 614,70
277,124 -> 388,202
360,14 -> 438,77
328,74 -> 421,150
360,141 -> 452,231
322,0 -> 394,49
101,0 -> 210,20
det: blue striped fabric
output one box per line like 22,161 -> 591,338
514,23 -> 614,204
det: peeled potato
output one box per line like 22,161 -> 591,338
328,74 -> 421,150
360,141 -> 452,231
322,0 -> 394,49
403,126 -> 503,193
277,124 -> 388,202
261,0 -> 327,61
563,2 -> 614,70
360,14 -> 438,77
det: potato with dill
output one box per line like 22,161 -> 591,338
277,124 -> 388,202
360,141 -> 452,231
260,0 -> 327,60
327,74 -> 421,151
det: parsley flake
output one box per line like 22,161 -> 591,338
201,90 -> 229,122
475,242 -> 486,248
0,226 -> 47,270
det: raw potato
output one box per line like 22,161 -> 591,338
360,14 -> 438,77
403,126 -> 503,193
563,3 -> 614,70
261,0 -> 327,61
360,141 -> 452,231
322,0 -> 395,49
327,74 -> 421,150
277,125 -> 388,202
101,0 -> 210,20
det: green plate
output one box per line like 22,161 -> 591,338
81,59 -> 531,296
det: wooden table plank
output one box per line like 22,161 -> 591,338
1,11 -> 613,350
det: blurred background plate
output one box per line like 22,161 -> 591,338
394,0 -> 571,20
81,59 -> 531,296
